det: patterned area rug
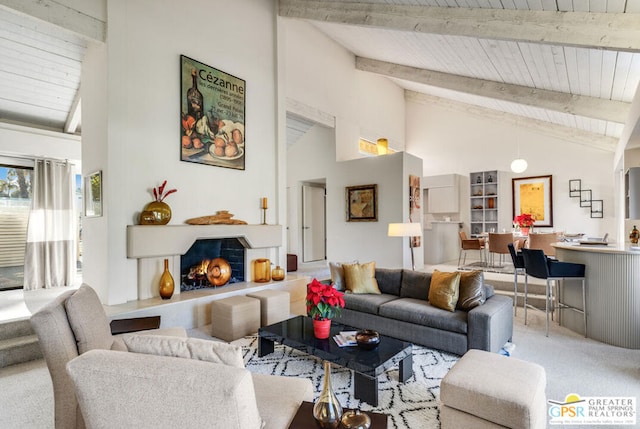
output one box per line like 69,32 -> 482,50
232,335 -> 459,429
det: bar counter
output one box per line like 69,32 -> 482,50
552,243 -> 640,349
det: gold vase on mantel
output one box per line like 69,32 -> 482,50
140,201 -> 172,225
159,258 -> 174,300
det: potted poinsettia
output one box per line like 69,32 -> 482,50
306,278 -> 345,339
514,213 -> 535,235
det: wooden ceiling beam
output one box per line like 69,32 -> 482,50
279,0 -> 640,52
0,0 -> 106,42
357,57 -> 630,123
406,91 -> 618,153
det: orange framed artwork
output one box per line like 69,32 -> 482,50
512,175 -> 553,227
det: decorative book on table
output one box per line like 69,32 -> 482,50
333,331 -> 358,347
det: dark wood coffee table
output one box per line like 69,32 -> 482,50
258,315 -> 413,406
288,401 -> 388,429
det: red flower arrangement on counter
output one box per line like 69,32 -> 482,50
306,278 -> 345,321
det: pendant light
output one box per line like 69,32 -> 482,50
510,120 -> 527,173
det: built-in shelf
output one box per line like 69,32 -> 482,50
470,170 -> 498,236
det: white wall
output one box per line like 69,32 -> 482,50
82,0 -> 279,304
406,100 -> 616,238
282,19 -> 406,160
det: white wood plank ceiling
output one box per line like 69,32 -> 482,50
0,6 -> 86,132
280,0 -> 640,151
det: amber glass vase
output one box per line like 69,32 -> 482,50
313,361 -> 343,429
159,258 -> 174,299
141,201 -> 172,225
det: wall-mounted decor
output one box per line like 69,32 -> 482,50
346,184 -> 377,222
84,170 -> 102,217
569,179 -> 581,197
591,200 -> 603,218
580,189 -> 592,208
180,55 -> 245,170
409,174 -> 421,247
512,175 -> 553,227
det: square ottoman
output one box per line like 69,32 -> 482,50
211,295 -> 260,342
247,289 -> 290,326
440,349 -> 547,429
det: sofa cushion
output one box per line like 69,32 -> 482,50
379,298 -> 468,334
400,270 -> 432,300
375,268 -> 402,296
329,262 -> 347,291
428,270 -> 461,312
123,335 -> 244,368
344,262 -> 381,294
457,271 -> 486,310
343,293 -> 399,315
64,284 -> 114,354
484,284 -> 495,299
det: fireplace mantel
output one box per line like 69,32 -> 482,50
126,224 -> 283,300
126,224 -> 282,258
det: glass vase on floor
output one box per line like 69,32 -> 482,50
313,361 -> 343,429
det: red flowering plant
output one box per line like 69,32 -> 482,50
152,180 -> 177,202
306,278 -> 345,321
514,213 -> 535,228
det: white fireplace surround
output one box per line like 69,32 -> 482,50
127,224 -> 282,300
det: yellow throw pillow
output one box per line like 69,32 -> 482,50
428,270 -> 461,312
343,261 -> 381,294
457,270 -> 486,310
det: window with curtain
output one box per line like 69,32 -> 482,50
0,163 -> 33,291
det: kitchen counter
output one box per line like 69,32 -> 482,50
552,243 -> 640,349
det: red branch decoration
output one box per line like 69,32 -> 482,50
153,180 -> 177,202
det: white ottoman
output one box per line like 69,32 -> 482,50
211,295 -> 260,342
440,349 -> 547,429
247,289 -> 290,326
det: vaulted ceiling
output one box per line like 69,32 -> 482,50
1,1 -> 639,154
279,0 -> 640,152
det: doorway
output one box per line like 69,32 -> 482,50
302,184 -> 326,262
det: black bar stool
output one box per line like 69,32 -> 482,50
521,248 -> 586,337
507,243 -> 525,316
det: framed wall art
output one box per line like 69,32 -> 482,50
346,184 -> 378,222
180,55 -> 246,170
512,175 -> 553,227
409,174 -> 421,247
84,170 -> 102,217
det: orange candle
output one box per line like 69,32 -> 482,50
261,197 -> 268,209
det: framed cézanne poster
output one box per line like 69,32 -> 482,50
180,55 -> 246,170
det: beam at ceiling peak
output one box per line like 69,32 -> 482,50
279,0 -> 640,52
357,57 -> 630,124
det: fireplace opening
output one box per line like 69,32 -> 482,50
180,238 -> 245,291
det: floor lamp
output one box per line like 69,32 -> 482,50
388,222 -> 423,270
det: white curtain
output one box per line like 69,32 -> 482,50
24,159 -> 77,290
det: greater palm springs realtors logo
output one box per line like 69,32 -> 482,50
549,393 -> 636,425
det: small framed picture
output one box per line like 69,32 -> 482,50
580,189 -> 592,208
569,179 -> 581,198
591,200 -> 603,218
346,184 -> 377,222
84,170 -> 102,217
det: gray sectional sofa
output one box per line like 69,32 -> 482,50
333,268 -> 514,355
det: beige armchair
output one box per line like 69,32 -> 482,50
30,284 -> 187,429
66,335 -> 313,429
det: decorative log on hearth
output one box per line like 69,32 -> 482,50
185,210 -> 248,225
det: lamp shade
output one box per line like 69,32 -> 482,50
510,158 -> 528,173
388,222 -> 422,237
